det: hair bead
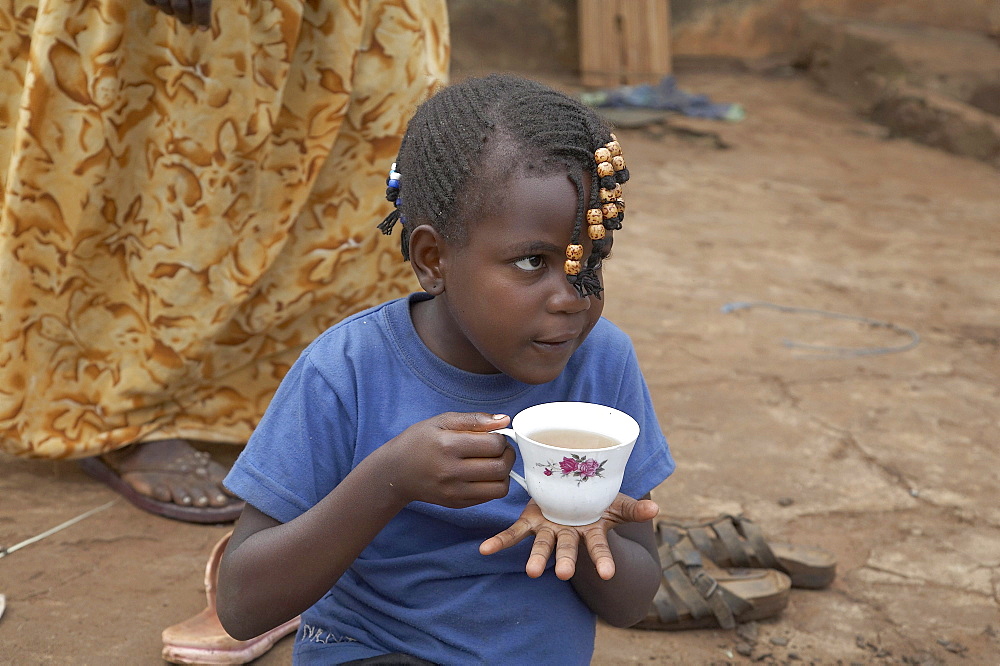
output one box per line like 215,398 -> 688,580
612,155 -> 626,171
587,224 -> 606,240
602,202 -> 618,219
597,161 -> 615,178
379,162 -> 405,234
594,147 -> 612,163
566,244 -> 584,260
606,141 -> 622,157
564,259 -> 582,275
586,208 -> 603,225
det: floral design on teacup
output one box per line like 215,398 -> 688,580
537,455 -> 608,485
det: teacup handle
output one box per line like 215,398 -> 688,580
492,428 -> 528,491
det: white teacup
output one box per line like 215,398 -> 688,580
494,402 -> 640,526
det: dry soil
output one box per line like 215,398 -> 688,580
2,68 -> 999,665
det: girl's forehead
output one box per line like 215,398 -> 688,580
503,170 -> 576,204
469,172 -> 580,240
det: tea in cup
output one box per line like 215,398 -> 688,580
494,401 -> 639,526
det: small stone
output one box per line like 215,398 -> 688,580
770,636 -> 789,646
937,639 -> 967,654
735,642 -> 754,657
736,622 -> 759,643
777,497 -> 794,507
787,653 -> 801,661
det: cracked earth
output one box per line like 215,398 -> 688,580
2,68 -> 998,664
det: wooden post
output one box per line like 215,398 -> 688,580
579,0 -> 672,88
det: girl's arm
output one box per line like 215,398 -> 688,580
480,493 -> 661,628
217,412 -> 514,640
567,501 -> 660,627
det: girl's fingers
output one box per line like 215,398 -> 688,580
479,520 -> 531,555
553,529 -> 580,580
525,527 -> 556,578
461,457 -> 514,483
583,528 -> 616,580
615,497 -> 660,523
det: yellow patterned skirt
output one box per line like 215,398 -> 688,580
0,0 -> 449,459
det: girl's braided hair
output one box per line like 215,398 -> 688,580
378,73 -> 629,298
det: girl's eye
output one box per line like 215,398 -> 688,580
513,255 -> 545,271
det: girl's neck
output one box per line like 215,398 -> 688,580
410,295 -> 501,375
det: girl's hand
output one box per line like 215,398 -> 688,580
380,412 -> 515,509
479,494 -> 660,581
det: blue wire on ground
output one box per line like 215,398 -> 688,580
721,301 -> 920,358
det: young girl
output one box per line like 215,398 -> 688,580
216,74 -> 675,665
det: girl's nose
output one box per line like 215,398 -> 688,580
548,274 -> 592,314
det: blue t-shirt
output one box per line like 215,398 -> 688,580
225,293 -> 675,665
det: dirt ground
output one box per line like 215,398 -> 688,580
2,67 -> 998,665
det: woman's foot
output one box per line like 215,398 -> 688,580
78,439 -> 244,523
103,439 -> 236,509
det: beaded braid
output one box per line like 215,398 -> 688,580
379,74 -> 630,298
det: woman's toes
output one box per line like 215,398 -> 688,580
151,483 -> 174,503
109,440 -> 238,509
177,482 -> 215,508
166,480 -> 195,506
208,489 -> 230,507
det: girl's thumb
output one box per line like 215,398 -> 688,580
454,412 -> 509,431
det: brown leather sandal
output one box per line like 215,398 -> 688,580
657,515 -> 837,589
635,533 -> 791,631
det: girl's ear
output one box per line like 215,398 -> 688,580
408,224 -> 446,295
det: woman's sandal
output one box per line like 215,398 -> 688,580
635,532 -> 792,631
78,440 -> 245,524
657,515 -> 837,589
161,531 -> 300,664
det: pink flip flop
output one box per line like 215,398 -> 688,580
162,531 -> 300,664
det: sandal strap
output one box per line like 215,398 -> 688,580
683,515 -> 782,571
653,542 -> 752,629
730,516 -> 782,570
687,522 -> 729,564
709,516 -> 756,567
658,515 -> 784,572
657,524 -> 703,568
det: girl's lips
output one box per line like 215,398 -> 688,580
533,332 -> 579,348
